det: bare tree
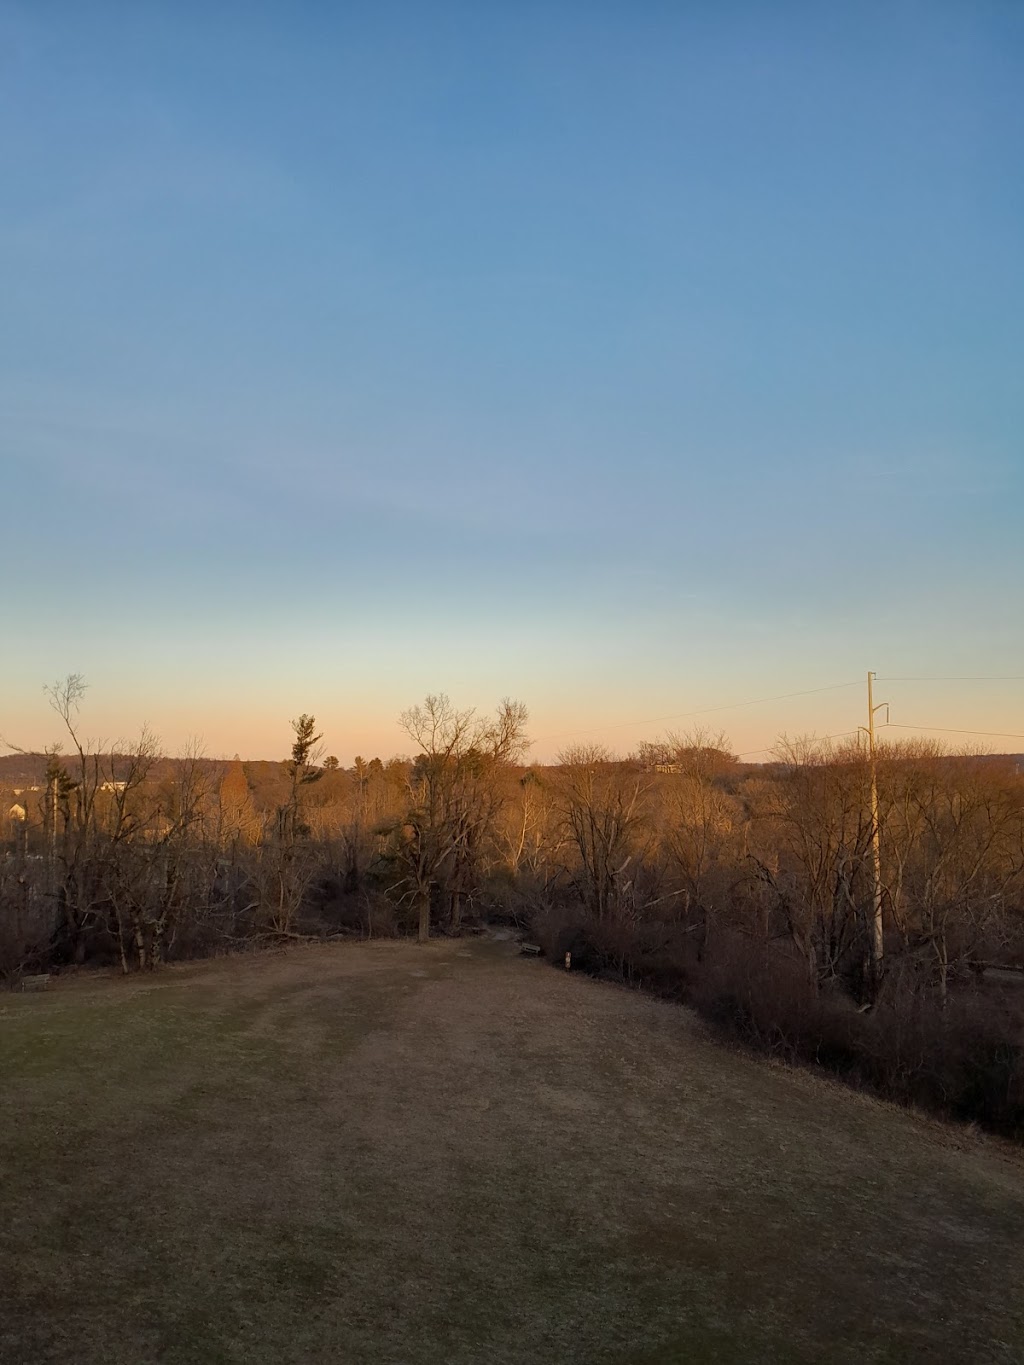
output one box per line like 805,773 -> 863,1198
880,746 -> 1024,1001
749,736 -> 875,994
394,695 -> 529,941
43,675 -> 158,963
556,745 -> 650,922
658,728 -> 743,958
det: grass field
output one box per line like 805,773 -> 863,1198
2,936 -> 1023,1364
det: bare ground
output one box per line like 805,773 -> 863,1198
1,936 -> 1023,1364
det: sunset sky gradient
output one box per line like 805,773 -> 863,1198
2,2 -> 1022,761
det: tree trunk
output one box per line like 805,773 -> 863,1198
134,920 -> 147,972
417,892 -> 431,944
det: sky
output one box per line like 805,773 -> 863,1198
2,1 -> 1022,763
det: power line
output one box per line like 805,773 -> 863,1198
882,723 -> 1024,741
735,728 -> 861,759
738,721 -> 1024,760
532,680 -> 862,745
532,674 -> 1022,755
735,719 -> 1024,758
877,676 -> 1024,682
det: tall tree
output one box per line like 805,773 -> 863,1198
396,695 -> 529,942
280,713 -> 324,841
556,744 -> 649,922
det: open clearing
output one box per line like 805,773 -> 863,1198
2,938 -> 1024,1364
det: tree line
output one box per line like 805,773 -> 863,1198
4,676 -> 1023,1132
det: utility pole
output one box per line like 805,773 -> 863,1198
865,671 -> 888,990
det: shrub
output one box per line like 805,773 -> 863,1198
860,992 -> 1024,1135
528,900 -> 1024,1137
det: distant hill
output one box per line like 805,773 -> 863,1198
3,749 -> 1021,790
0,752 -> 283,787
0,753 -> 49,786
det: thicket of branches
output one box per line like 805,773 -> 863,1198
4,679 -> 1024,1132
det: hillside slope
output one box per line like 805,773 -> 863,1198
1,937 -> 1022,1363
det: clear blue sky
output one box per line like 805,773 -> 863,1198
2,1 -> 1022,761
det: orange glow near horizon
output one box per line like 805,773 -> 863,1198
6,676 -> 1022,768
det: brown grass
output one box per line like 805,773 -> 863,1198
2,937 -> 1023,1363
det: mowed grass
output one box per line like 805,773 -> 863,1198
2,939 -> 1024,1364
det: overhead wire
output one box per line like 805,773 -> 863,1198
877,676 -> 1024,683
875,678 -> 1024,745
734,728 -> 862,759
881,723 -> 1024,741
531,676 -> 1022,758
531,680 -> 862,746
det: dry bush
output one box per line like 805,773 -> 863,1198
0,856 -> 57,985
316,884 -> 403,938
860,991 -> 1024,1134
529,901 -> 1024,1136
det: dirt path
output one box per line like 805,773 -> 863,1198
2,937 -> 1023,1363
